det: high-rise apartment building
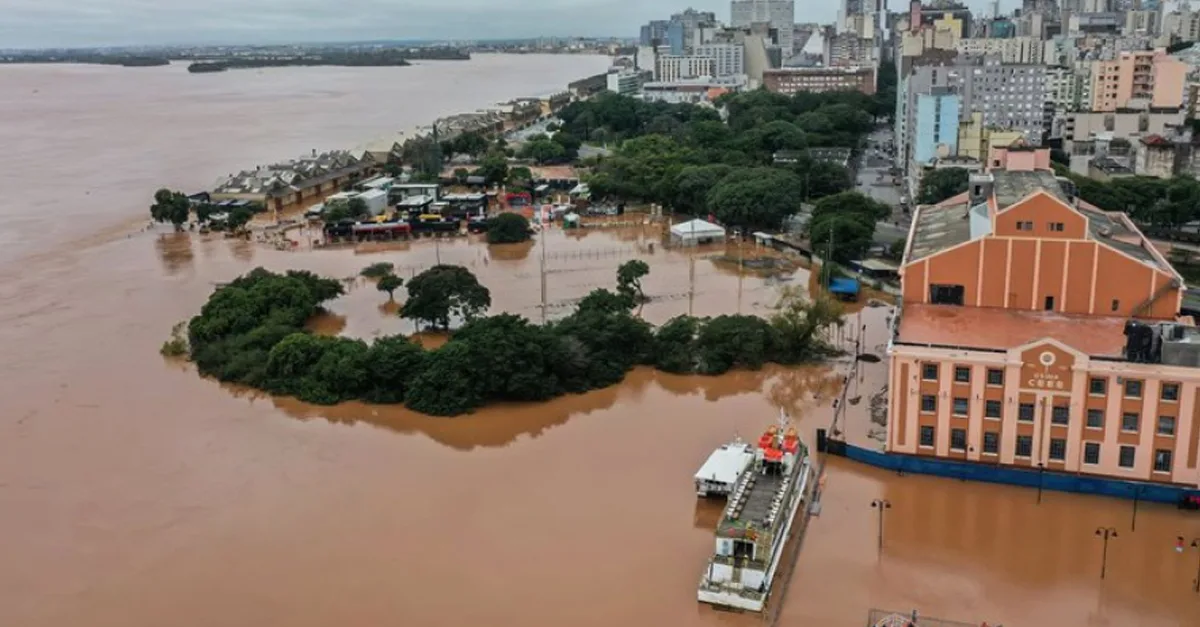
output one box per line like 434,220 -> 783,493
694,43 -> 747,78
655,55 -> 717,82
900,58 -> 1047,183
762,66 -> 876,95
956,36 -> 1052,64
1090,49 -> 1188,111
668,8 -> 717,55
640,20 -> 670,46
730,0 -> 796,58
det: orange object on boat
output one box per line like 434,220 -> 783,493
764,448 -> 783,462
758,434 -> 774,449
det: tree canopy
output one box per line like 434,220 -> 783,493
150,189 -> 190,230
400,264 -> 492,330
377,274 -> 404,299
177,265 -> 846,416
486,212 -> 532,244
568,90 -> 876,231
1054,166 -> 1200,230
809,192 -> 890,264
916,168 -> 970,205
707,168 -> 807,231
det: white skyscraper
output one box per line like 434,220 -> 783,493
730,0 -> 796,58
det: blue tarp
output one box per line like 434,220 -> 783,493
828,278 -> 860,296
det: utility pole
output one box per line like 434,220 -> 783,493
737,236 -> 744,314
540,228 -> 548,325
688,219 -> 696,316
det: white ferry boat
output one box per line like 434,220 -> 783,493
694,437 -> 754,497
696,412 -> 815,612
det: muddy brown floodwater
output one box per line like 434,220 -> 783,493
2,60 -> 1199,627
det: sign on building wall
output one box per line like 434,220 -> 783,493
1019,342 -> 1077,393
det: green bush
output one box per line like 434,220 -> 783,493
485,212 -> 532,244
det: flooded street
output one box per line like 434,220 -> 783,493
1,60 -> 1199,627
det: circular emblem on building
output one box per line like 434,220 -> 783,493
1039,351 -> 1056,367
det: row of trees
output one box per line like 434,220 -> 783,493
561,91 -> 877,231
151,188 -> 264,231
183,264 -> 844,416
1054,166 -> 1200,229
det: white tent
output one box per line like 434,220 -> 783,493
670,218 -> 726,247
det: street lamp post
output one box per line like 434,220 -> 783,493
1130,485 -> 1143,532
870,499 -> 892,554
1036,462 -> 1046,505
1095,527 -> 1118,580
1177,536 -> 1200,593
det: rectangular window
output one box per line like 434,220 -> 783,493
929,284 -> 965,306
1119,445 -> 1136,468
1044,295 -> 1055,310
1049,222 -> 1064,232
954,366 -> 970,383
985,400 -> 1002,418
1122,412 -> 1139,432
953,397 -> 969,416
1084,442 -> 1101,465
1016,435 -> 1033,458
1161,383 -> 1180,401
1051,405 -> 1070,425
1089,377 -> 1106,395
1086,409 -> 1104,428
1018,403 -> 1035,422
921,395 -> 937,413
1157,415 -> 1176,436
919,425 -> 935,447
922,363 -> 939,380
1154,449 -> 1173,473
986,369 -> 1004,386
982,431 -> 1000,454
1049,438 -> 1067,461
1111,299 -> 1120,312
1016,220 -> 1033,231
1124,379 -> 1143,398
950,428 -> 967,451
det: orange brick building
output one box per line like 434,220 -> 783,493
888,146 -> 1200,488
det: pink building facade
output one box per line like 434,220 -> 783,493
888,147 -> 1200,489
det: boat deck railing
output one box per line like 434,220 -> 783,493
865,609 -> 985,627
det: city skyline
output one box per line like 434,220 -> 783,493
7,0 -> 1021,49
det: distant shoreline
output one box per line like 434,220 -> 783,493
1,48 -> 472,71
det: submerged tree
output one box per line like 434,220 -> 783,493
616,259 -> 650,305
486,212 -> 532,244
150,188 -> 191,230
400,264 -> 492,330
360,262 -> 395,278
377,274 -> 404,300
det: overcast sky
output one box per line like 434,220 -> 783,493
5,0 -> 1017,49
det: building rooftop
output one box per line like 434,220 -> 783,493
907,195 -> 973,263
907,171 -> 1163,268
896,303 -> 1129,357
992,169 -> 1068,210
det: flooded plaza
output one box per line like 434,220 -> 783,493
1,60 -> 1199,627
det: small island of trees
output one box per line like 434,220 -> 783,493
177,263 -> 844,416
